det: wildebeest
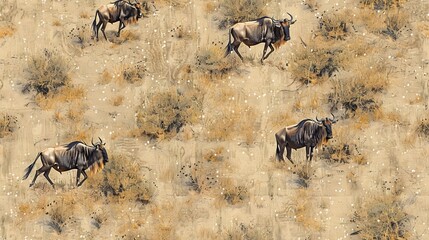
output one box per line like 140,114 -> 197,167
275,115 -> 337,164
92,0 -> 143,41
22,138 -> 109,188
225,14 -> 296,63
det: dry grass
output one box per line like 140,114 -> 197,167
111,95 -> 125,106
52,20 -> 62,27
217,0 -> 270,29
135,88 -> 203,140
79,11 -> 90,19
195,42 -> 241,81
317,9 -> 355,40
0,112 -> 17,138
352,194 -> 411,239
177,160 -> 222,193
112,30 -> 140,44
203,88 -> 259,144
415,115 -> 429,140
99,69 -> 113,85
268,111 -> 298,131
320,126 -> 362,164
292,163 -> 316,188
360,0 -> 407,10
219,178 -> 249,206
24,49 -> 70,96
289,39 -> 345,85
35,85 -> 85,110
0,25 -> 15,38
222,220 -> 273,240
168,24 -> 197,40
328,58 -> 390,117
283,189 -> 323,232
87,153 -> 157,204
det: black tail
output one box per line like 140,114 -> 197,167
275,134 -> 282,161
22,153 -> 41,180
91,10 -> 99,38
224,28 -> 234,57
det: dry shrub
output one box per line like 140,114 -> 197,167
0,25 -> 14,38
135,88 -> 203,140
195,42 -> 240,81
290,40 -> 344,84
317,9 -> 355,40
360,0 -> 406,10
223,220 -> 273,240
44,199 -> 75,234
203,146 -> 225,162
117,63 -> 146,84
0,113 -> 17,138
35,85 -> 85,110
177,160 -> 222,193
52,20 -> 62,26
328,58 -> 389,117
90,210 -> 108,229
24,49 -> 70,96
204,2 -> 217,13
99,69 -> 113,85
382,10 -> 409,40
88,153 -> 157,204
415,115 -> 429,140
68,24 -> 91,49
352,195 -> 411,239
292,163 -> 315,188
320,126 -> 362,164
217,0 -> 270,29
219,178 -> 249,205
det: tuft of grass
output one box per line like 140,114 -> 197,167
352,195 -> 411,239
360,0 -> 406,10
79,11 -> 90,19
302,0 -> 319,11
328,58 -> 389,117
317,9 -> 354,40
0,113 -> 17,138
135,88 -> 203,140
99,69 -> 113,85
203,146 -> 225,162
290,40 -> 344,85
24,49 -> 70,96
292,163 -> 315,188
223,220 -> 273,240
284,189 -> 323,232
112,30 -> 140,44
0,0 -> 17,23
118,63 -> 146,84
320,126 -> 361,164
44,200 -> 74,234
177,160 -> 222,193
88,153 -> 157,204
52,20 -> 62,27
195,42 -> 240,81
217,0 -> 269,29
0,25 -> 15,39
169,24 -> 197,40
35,85 -> 85,110
219,178 -> 249,205
415,115 -> 429,140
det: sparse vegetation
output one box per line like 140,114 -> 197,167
0,113 -> 17,138
317,9 -> 354,40
223,220 -> 273,240
290,40 -> 344,84
24,49 -> 70,96
0,25 -> 15,39
68,24 -> 91,48
217,0 -> 270,29
415,115 -> 429,140
135,88 -> 203,140
88,153 -> 157,204
352,195 -> 411,239
112,30 -> 140,44
292,163 -> 315,188
219,178 -> 249,205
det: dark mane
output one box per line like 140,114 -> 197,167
294,119 -> 317,128
64,141 -> 86,150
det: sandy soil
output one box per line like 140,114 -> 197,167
0,0 -> 428,239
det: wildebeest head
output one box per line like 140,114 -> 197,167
281,13 -> 297,41
92,137 -> 109,164
129,0 -> 143,19
316,114 -> 338,140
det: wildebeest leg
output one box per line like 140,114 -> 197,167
29,165 -> 50,187
309,147 -> 314,162
305,146 -> 310,161
263,44 -> 275,60
101,22 -> 108,41
117,20 -> 125,37
286,146 -> 294,164
233,43 -> 244,61
43,168 -> 55,188
261,40 -> 271,63
77,170 -> 88,187
76,168 -> 82,186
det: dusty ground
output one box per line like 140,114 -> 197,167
0,0 -> 428,239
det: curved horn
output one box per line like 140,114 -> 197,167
287,12 -> 293,22
91,137 -> 95,146
316,116 -> 320,122
98,137 -> 103,144
331,113 -> 338,123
